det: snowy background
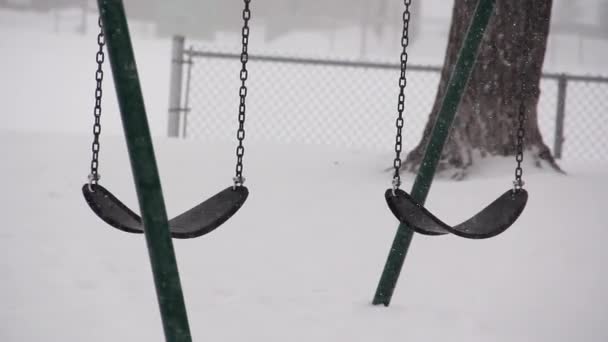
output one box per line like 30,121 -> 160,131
1,2 -> 607,341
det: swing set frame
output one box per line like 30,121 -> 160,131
95,0 -> 498,341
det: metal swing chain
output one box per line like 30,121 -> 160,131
513,14 -> 532,193
513,86 -> 526,192
392,0 -> 412,194
233,0 -> 251,188
88,17 -> 106,191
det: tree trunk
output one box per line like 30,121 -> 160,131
403,0 -> 561,179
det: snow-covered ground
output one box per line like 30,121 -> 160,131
1,6 -> 607,342
1,128 -> 607,342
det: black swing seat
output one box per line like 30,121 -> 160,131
385,188 -> 528,239
82,184 -> 248,239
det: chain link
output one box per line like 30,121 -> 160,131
88,17 -> 105,191
392,0 -> 412,193
233,0 -> 251,188
513,95 -> 526,191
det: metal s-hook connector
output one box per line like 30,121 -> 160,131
233,175 -> 246,190
88,173 -> 100,192
512,179 -> 525,193
391,177 -> 401,197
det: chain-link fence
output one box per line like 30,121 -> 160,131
167,40 -> 608,162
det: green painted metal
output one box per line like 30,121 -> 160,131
373,0 -> 497,306
97,1 -> 193,341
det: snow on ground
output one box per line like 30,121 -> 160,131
1,7 -> 607,342
0,129 -> 607,342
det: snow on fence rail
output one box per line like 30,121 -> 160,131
167,38 -> 608,162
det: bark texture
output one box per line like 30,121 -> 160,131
403,0 -> 561,179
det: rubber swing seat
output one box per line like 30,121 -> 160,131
385,188 -> 528,239
82,183 -> 248,239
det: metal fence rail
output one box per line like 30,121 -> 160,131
167,39 -> 608,162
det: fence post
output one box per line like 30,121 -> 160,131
554,74 -> 567,159
78,0 -> 87,34
182,47 -> 194,138
167,35 -> 185,137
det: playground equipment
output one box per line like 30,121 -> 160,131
82,0 -> 528,340
81,0 -> 252,340
384,0 -> 528,239
81,3 -> 251,239
373,0 -> 529,306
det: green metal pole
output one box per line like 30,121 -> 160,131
97,1 -> 193,341
373,0 -> 496,306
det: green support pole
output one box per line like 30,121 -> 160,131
373,0 -> 496,306
97,1 -> 193,341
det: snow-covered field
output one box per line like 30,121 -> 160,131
1,6 -> 607,342
1,128 -> 607,342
